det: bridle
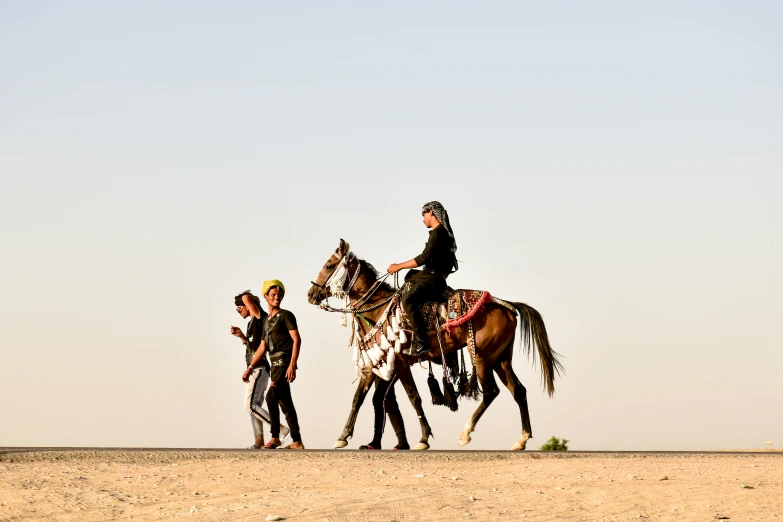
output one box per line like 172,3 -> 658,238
310,251 -> 361,300
311,250 -> 401,314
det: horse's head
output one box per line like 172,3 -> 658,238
307,238 -> 357,305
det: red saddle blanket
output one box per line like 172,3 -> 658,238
401,289 -> 492,333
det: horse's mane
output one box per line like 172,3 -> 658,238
358,258 -> 397,294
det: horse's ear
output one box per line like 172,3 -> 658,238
338,238 -> 350,256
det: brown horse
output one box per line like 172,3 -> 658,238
307,239 -> 563,450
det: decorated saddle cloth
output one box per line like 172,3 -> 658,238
401,289 -> 492,333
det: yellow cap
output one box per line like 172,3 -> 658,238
262,279 -> 285,297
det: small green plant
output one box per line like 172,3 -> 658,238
540,436 -> 569,451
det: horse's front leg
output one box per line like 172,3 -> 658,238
458,359 -> 499,447
396,362 -> 432,450
335,373 -> 375,448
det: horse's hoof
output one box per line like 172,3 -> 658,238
511,432 -> 531,451
333,440 -> 348,449
458,432 -> 472,447
413,442 -> 430,451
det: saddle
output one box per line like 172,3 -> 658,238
400,288 -> 492,334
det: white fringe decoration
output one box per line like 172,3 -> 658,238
352,344 -> 360,363
380,334 -> 391,350
395,307 -> 402,325
372,367 -> 381,378
362,350 -> 372,368
386,349 -> 395,371
394,339 -> 402,354
398,329 -> 408,345
369,344 -> 381,365
391,316 -> 401,334
386,325 -> 398,342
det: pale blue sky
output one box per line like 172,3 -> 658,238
1,1 -> 781,450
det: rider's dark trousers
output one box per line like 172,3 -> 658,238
401,271 -> 446,340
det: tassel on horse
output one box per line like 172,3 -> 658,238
442,373 -> 459,411
386,325 -> 398,342
431,314 -> 457,410
391,316 -> 401,335
463,319 -> 481,400
464,368 -> 480,400
445,351 -> 460,383
457,348 -> 469,396
427,361 -> 445,406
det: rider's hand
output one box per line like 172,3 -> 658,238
242,367 -> 253,382
286,364 -> 297,383
387,264 -> 400,274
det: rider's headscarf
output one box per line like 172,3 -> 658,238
422,200 -> 459,272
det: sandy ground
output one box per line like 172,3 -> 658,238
1,450 -> 781,521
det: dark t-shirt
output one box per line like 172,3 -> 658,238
245,312 -> 269,370
263,310 -> 298,355
263,309 -> 298,382
413,226 -> 457,279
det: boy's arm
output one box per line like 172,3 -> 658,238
242,340 -> 267,382
242,294 -> 263,320
286,330 -> 301,382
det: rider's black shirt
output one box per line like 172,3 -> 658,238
414,226 -> 457,280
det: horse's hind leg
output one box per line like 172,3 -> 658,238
494,340 -> 533,450
458,359 -> 499,447
335,373 -> 374,448
396,363 -> 432,450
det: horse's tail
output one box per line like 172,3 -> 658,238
508,301 -> 564,397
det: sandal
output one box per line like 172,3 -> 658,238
392,443 -> 410,451
262,441 -> 278,449
358,444 -> 378,450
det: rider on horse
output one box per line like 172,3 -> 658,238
387,201 -> 458,357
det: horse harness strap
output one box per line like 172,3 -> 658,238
360,300 -> 397,344
434,314 -> 449,380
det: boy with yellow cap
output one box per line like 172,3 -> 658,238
230,291 -> 292,449
242,280 -> 304,449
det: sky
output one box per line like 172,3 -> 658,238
1,1 -> 781,451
